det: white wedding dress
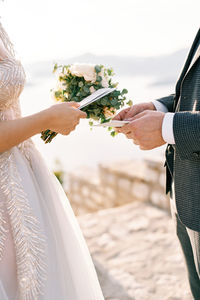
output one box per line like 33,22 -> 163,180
0,23 -> 104,300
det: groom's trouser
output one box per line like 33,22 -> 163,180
170,181 -> 200,300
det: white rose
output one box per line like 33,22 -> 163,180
101,77 -> 109,88
57,80 -> 67,90
89,86 -> 96,94
69,63 -> 96,82
103,107 -> 116,118
56,72 -> 66,90
63,67 -> 69,75
99,69 -> 109,88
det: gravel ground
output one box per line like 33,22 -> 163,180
78,201 -> 193,300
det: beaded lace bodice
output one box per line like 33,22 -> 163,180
0,57 -> 25,113
0,23 -> 47,300
0,21 -> 25,119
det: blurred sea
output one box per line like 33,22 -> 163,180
20,50 -> 188,172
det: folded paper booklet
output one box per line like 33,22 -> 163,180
79,87 -> 116,110
94,120 -> 130,128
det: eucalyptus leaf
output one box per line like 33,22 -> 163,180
127,100 -> 133,106
95,65 -> 101,73
122,88 -> 128,94
78,81 -> 84,87
111,99 -> 118,106
96,76 -> 102,82
101,98 -> 108,106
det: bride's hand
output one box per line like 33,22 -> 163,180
45,102 -> 86,135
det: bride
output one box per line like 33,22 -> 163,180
0,19 -> 105,300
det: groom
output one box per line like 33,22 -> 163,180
114,28 -> 200,299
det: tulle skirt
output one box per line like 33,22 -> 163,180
0,143 -> 104,300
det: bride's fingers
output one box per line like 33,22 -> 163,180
78,110 -> 87,118
67,101 -> 80,108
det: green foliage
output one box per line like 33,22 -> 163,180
111,131 -> 118,137
54,65 -> 129,123
122,88 -> 128,94
127,100 -> 133,106
53,63 -> 59,73
78,81 -> 84,87
96,76 -> 102,82
95,65 -> 102,73
54,90 -> 62,98
41,63 -> 131,142
107,68 -> 114,76
89,121 -> 94,126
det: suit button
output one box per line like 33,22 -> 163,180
193,152 -> 200,158
167,144 -> 173,154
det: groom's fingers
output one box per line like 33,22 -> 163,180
112,114 -> 121,121
133,140 -> 140,145
114,127 -> 120,133
114,107 -> 146,123
117,125 -> 140,144
127,110 -> 147,121
120,111 -> 147,133
113,107 -> 131,120
126,132 -> 136,139
115,111 -> 147,133
118,121 -> 137,134
124,106 -> 137,119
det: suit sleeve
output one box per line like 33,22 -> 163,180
173,111 -> 200,160
154,94 -> 175,112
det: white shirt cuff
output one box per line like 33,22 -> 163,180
152,100 -> 169,113
162,112 -> 175,144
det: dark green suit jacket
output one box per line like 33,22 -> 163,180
157,28 -> 200,231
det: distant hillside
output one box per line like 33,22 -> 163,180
24,49 -> 189,87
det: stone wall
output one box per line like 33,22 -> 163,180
66,158 -> 170,216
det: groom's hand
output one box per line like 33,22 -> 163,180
117,110 -> 166,150
113,102 -> 156,121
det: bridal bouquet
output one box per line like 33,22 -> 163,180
41,63 -> 132,143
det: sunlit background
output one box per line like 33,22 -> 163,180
1,0 -> 200,172
1,1 -> 200,297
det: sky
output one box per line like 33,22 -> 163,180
0,0 -> 199,63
